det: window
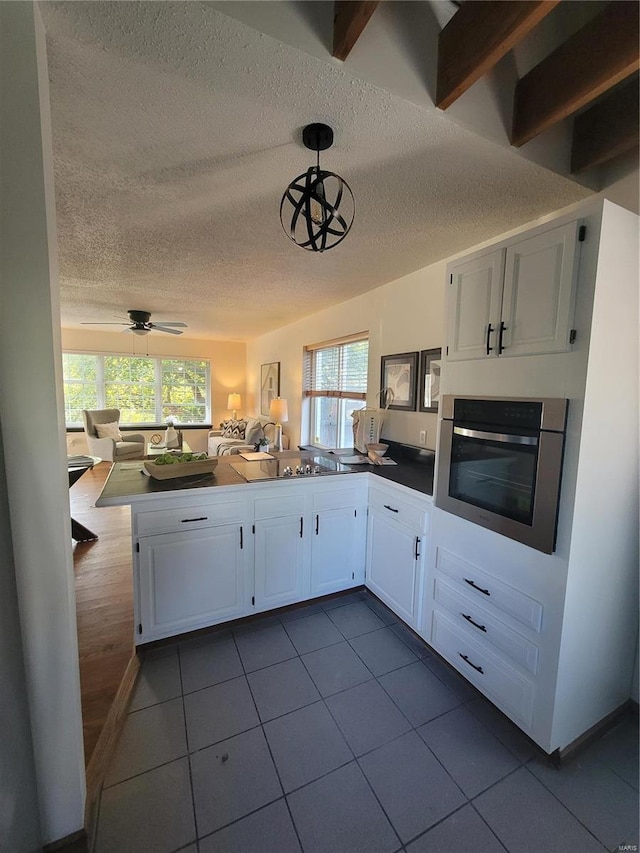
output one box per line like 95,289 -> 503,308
304,334 -> 369,448
62,353 -> 210,427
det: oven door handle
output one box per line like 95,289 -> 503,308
453,426 -> 538,446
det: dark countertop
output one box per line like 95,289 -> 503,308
97,457 -> 246,505
301,442 -> 435,496
97,445 -> 434,506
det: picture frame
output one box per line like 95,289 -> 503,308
260,361 -> 280,417
380,352 -> 418,411
418,348 -> 442,413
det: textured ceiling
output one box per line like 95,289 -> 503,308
41,1 -> 591,341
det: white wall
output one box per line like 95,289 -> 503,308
0,434 -> 42,852
552,201 -> 640,745
246,263 -> 446,450
0,3 -> 85,843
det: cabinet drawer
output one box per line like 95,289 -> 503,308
431,608 -> 535,728
435,547 -> 543,633
254,494 -> 303,519
434,577 -> 539,674
313,486 -> 362,511
135,500 -> 245,536
369,486 -> 428,531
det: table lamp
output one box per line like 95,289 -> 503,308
269,397 -> 288,452
227,393 -> 241,421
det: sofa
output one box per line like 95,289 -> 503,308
208,418 -> 289,456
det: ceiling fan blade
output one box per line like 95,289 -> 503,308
81,322 -> 129,326
153,321 -> 187,327
152,326 -> 183,335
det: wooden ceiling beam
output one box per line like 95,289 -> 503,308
512,1 -> 640,147
571,76 -> 640,172
333,1 -> 380,62
436,1 -> 560,111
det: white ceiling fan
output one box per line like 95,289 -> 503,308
81,309 -> 187,336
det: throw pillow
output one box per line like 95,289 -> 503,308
244,418 -> 263,446
222,419 -> 247,440
95,421 -> 122,441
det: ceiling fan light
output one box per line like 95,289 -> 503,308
132,327 -> 150,336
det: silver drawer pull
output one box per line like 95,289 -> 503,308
464,578 -> 490,596
181,516 -> 208,523
462,613 -> 487,633
383,504 -> 399,513
459,653 -> 484,674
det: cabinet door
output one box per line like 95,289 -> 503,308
254,514 -> 305,611
137,524 -> 247,642
446,249 -> 504,361
311,506 -> 363,597
501,221 -> 579,357
365,510 -> 422,628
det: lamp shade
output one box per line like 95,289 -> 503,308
227,393 -> 241,412
269,397 -> 288,424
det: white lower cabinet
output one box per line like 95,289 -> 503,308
133,476 -> 369,642
254,514 -> 305,611
310,505 -> 365,597
430,608 -> 535,728
420,517 -> 550,747
137,523 -> 248,642
366,511 -> 422,628
365,482 -> 431,630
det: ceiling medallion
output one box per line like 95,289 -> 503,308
280,123 -> 355,253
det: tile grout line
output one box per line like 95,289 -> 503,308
210,629 -> 302,850
517,763 -> 623,850
177,641 -> 201,850
468,801 -> 513,853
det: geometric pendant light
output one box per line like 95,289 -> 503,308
279,123 -> 355,252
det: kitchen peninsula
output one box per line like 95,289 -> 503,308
96,449 -> 433,649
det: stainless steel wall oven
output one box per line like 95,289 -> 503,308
436,396 -> 568,553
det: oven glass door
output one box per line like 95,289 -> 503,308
449,426 -> 539,525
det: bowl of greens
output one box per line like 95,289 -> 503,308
143,452 -> 218,480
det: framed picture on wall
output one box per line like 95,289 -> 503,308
380,352 -> 418,411
418,348 -> 441,413
260,362 -> 280,417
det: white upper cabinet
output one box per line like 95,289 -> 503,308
502,222 -> 579,357
447,249 -> 505,361
447,221 -> 580,361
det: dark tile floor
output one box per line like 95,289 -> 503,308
94,590 -> 639,853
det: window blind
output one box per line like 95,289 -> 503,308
303,335 -> 368,400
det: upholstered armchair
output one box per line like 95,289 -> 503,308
82,409 -> 145,462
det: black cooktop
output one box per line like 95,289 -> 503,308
231,454 -> 349,483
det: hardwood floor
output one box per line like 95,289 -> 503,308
70,462 -> 134,765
